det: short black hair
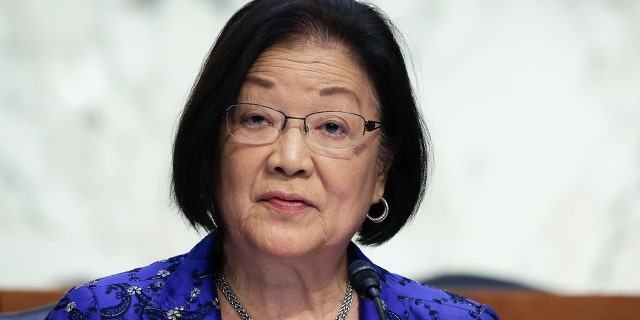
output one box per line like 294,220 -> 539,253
172,0 -> 430,246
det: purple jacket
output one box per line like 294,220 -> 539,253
47,235 -> 500,319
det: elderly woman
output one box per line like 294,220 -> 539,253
47,0 -> 499,319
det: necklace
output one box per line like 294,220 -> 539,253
215,273 -> 355,320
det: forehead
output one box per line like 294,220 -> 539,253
241,41 -> 376,112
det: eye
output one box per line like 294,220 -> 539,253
311,114 -> 351,139
320,122 -> 345,135
239,109 -> 273,129
245,115 -> 268,126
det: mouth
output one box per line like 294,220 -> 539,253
257,191 -> 315,214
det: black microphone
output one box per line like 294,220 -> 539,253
348,260 -> 385,320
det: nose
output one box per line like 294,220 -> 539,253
266,120 -> 314,177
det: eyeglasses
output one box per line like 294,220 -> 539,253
224,103 -> 383,150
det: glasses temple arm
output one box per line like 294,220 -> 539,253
364,121 -> 383,132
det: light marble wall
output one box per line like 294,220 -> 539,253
1,0 -> 638,294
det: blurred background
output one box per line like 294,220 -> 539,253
1,0 -> 638,295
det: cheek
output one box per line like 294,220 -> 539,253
321,154 -> 379,201
216,145 -> 260,206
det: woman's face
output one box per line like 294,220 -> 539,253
215,41 -> 387,260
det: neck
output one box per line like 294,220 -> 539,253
218,241 -> 356,319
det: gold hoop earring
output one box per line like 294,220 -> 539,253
367,196 -> 389,223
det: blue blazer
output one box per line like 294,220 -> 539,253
46,235 -> 499,319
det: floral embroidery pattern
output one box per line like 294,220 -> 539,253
127,286 -> 142,295
64,302 -> 76,313
158,269 -> 171,278
191,287 -> 201,299
166,306 -> 184,320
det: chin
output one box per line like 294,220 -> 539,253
255,228 -> 325,258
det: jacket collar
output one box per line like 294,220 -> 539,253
144,234 -> 222,318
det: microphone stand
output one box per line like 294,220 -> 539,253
348,260 -> 386,320
372,296 -> 386,320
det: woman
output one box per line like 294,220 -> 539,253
47,0 -> 499,319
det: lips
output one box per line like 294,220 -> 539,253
258,191 -> 315,214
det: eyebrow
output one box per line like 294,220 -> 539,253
244,75 -> 362,106
244,75 -> 275,89
319,86 -> 361,106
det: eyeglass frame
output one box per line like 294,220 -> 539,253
223,103 -> 384,150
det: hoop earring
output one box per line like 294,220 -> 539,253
367,196 -> 389,223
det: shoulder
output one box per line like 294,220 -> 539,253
75,253 -> 186,296
347,243 -> 500,319
46,255 -> 187,319
380,269 -> 500,320
46,235 -> 222,319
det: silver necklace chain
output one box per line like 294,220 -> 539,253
216,273 -> 354,320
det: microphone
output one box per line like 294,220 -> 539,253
348,260 -> 386,320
